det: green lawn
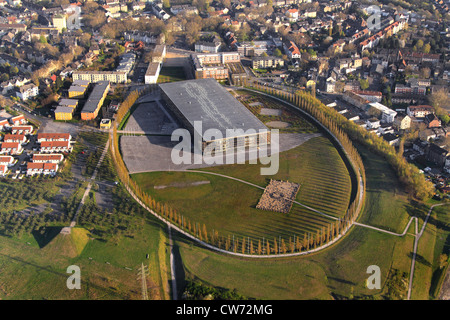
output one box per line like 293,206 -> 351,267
157,67 -> 186,83
200,136 -> 352,218
355,143 -> 412,233
0,212 -> 169,300
131,136 -> 352,243
172,141 -> 431,300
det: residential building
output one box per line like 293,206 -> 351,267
195,38 -> 221,53
0,119 -> 9,131
353,90 -> 382,103
0,155 -> 14,166
252,56 -> 284,69
0,164 -> 9,176
0,141 -> 22,155
10,125 -> 33,135
426,143 -> 449,167
15,84 -> 39,101
26,162 -> 59,176
424,113 -> 441,128
39,140 -> 72,153
32,153 -> 64,164
368,102 -> 397,123
72,71 -> 127,84
383,133 -> 399,146
393,114 -> 411,130
283,41 -> 301,59
81,81 -> 110,120
37,133 -> 71,142
3,134 -> 26,144
407,105 -> 434,118
9,115 -> 27,126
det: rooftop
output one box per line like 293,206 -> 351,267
82,81 -> 110,114
159,79 -> 268,138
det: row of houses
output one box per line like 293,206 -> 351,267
0,131 -> 72,177
0,154 -> 64,177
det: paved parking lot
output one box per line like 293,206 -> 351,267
123,101 -> 178,135
38,121 -> 83,138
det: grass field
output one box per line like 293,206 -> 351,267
131,136 -> 351,243
157,67 -> 186,83
0,213 -> 169,299
355,143 -> 412,233
172,142 -> 435,300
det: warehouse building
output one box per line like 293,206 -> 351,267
159,79 -> 269,153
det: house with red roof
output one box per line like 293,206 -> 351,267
285,8 -> 299,22
37,133 -> 72,142
9,114 -> 27,126
0,155 -> 14,166
39,140 -> 72,153
26,162 -> 59,176
283,41 -> 301,59
10,125 -> 33,135
0,119 -> 9,131
32,153 -> 64,164
3,134 -> 27,144
0,164 -> 9,176
0,141 -> 23,155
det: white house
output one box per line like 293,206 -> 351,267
0,142 -> 23,155
26,162 -> 59,176
15,84 -> 39,101
368,102 -> 397,123
0,155 -> 14,166
0,164 -> 9,176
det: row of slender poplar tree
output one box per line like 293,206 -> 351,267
109,83 -> 366,255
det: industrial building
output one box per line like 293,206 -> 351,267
159,79 -> 269,152
81,81 -> 110,121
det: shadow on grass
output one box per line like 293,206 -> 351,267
0,252 -> 131,299
405,201 -> 450,232
327,276 -> 356,286
32,227 -> 62,249
408,252 -> 432,267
